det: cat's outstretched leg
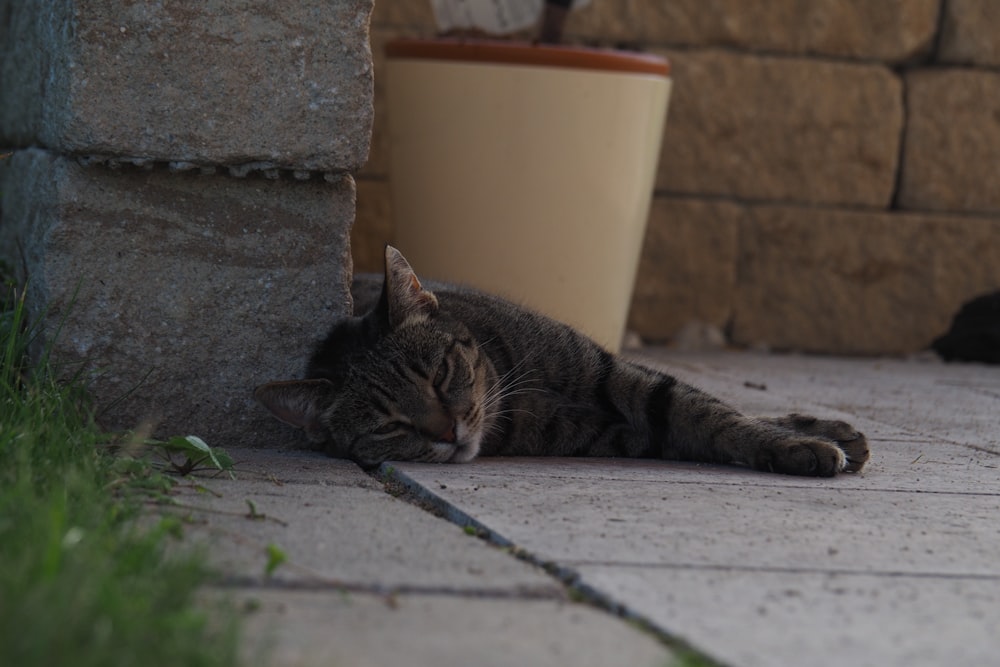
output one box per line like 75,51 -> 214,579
656,379 -> 868,476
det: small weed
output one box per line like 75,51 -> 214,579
667,648 -> 724,667
264,543 -> 287,577
246,499 -> 264,519
146,434 -> 235,477
462,524 -> 490,538
108,432 -> 234,482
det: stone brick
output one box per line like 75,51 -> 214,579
939,0 -> 1000,66
0,0 -> 374,171
730,205 -> 1000,355
0,149 -> 355,446
627,197 -> 740,343
352,177 -> 394,273
565,0 -> 939,63
655,49 -> 903,207
899,69 -> 1000,214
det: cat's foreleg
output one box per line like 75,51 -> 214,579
654,378 -> 866,476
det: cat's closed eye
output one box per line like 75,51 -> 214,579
371,421 -> 402,435
433,362 -> 449,388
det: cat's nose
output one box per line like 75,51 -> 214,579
418,412 -> 457,444
437,421 -> 457,444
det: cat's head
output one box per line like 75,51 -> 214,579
254,246 -> 494,468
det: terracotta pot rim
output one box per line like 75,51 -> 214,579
385,37 -> 670,77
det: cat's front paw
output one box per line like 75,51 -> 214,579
762,414 -> 870,473
752,435 -> 849,477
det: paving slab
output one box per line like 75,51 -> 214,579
390,463 -> 1000,576
574,566 -> 1000,667
388,351 -> 1000,667
233,589 -> 671,667
178,447 -> 675,666
176,448 -> 557,591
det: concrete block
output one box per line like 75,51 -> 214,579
939,0 -> 1000,66
899,68 -> 1000,214
565,0 -> 939,63
655,49 -> 903,207
729,205 -> 1000,355
0,0 -> 374,172
627,197 -> 740,343
0,149 -> 355,446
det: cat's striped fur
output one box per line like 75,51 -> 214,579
255,246 -> 870,475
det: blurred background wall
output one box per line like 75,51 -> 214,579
353,0 -> 1000,356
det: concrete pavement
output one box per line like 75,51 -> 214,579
181,350 -> 1000,666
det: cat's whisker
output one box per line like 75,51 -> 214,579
482,367 -> 545,408
489,407 -> 536,418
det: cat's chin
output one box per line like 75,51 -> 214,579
425,436 -> 480,463
447,443 -> 479,463
446,423 -> 482,463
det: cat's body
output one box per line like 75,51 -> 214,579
255,247 -> 869,475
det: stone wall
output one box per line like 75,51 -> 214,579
354,0 -> 1000,355
0,0 -> 374,445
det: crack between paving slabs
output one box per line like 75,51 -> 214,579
209,575 -> 566,601
376,463 -> 729,667
559,560 -> 1000,582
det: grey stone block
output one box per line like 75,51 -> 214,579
0,0 -> 374,172
0,148 -> 355,446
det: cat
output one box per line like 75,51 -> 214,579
932,291 -> 1000,364
255,246 -> 870,475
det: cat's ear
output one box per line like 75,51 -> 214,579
382,245 -> 439,329
254,379 -> 334,442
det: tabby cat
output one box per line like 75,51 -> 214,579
255,246 -> 870,475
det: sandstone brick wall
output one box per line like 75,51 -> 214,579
355,0 -> 1000,355
0,0 -> 374,444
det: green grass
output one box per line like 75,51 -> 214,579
0,287 -> 241,667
